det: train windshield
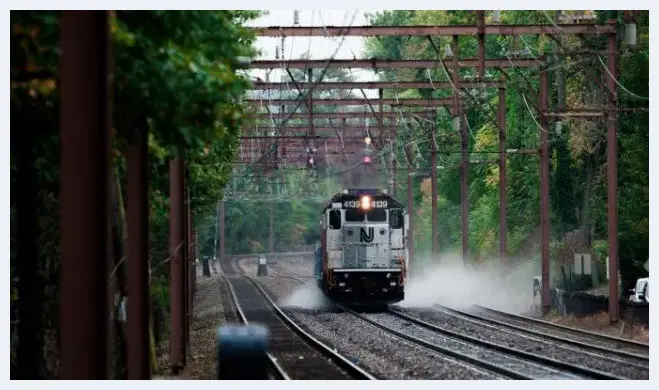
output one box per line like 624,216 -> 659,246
389,209 -> 404,229
344,208 -> 387,222
366,209 -> 386,222
345,209 -> 365,222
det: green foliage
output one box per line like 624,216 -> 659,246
10,10 -> 261,377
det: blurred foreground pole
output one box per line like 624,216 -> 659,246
59,10 -> 111,379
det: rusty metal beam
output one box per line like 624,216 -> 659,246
307,68 -> 314,147
249,58 -> 539,69
430,111 -> 438,256
477,11 -> 486,79
218,200 -> 225,263
247,126 -> 386,132
184,187 -> 191,353
252,110 -> 432,120
545,112 -> 604,117
498,82 -> 507,271
251,23 -> 615,37
539,61 -> 551,316
453,35 -> 469,265
59,10 -> 111,380
248,98 -> 453,107
241,135 -> 377,140
169,158 -> 185,374
251,80 -> 505,90
407,163 -> 415,267
126,124 -> 150,379
606,23 -> 620,323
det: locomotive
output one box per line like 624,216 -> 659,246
314,188 -> 410,306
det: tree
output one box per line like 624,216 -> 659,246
10,10 -> 262,378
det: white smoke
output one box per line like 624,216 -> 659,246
400,251 -> 539,314
281,280 -> 333,309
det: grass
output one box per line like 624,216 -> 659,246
544,311 -> 649,343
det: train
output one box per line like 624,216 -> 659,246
314,188 -> 410,306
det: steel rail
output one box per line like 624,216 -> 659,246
474,305 -> 649,353
336,304 -> 532,379
220,262 -> 290,380
386,308 -> 624,380
435,305 -> 649,364
223,257 -> 376,380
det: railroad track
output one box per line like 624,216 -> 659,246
220,256 -> 376,380
471,305 -> 649,357
340,305 -> 625,379
389,306 -> 649,379
246,256 -> 640,379
435,305 -> 649,366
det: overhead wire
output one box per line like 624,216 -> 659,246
231,11 -> 645,199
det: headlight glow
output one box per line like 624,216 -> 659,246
361,196 -> 371,209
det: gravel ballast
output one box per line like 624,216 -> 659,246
361,312 -> 583,379
395,307 -> 649,380
285,307 -> 502,380
239,257 -> 505,379
472,307 -> 650,356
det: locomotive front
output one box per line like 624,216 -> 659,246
315,189 -> 409,306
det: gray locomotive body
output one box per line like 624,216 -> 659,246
314,189 -> 410,306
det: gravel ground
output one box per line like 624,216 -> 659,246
361,312 -> 582,379
285,307 -> 501,380
242,257 -> 506,379
394,307 -> 649,380
154,267 -> 236,379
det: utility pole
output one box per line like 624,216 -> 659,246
218,199 -> 225,264
539,58 -> 551,316
430,109 -> 438,257
452,35 -> 468,264
605,20 -> 619,323
498,79 -> 507,272
213,202 -> 218,261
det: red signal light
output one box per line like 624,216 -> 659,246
363,156 -> 372,164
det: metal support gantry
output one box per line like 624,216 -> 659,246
244,14 -> 621,322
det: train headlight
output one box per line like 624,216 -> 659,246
361,196 -> 371,210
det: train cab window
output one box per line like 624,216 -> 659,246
366,208 -> 386,222
389,209 -> 404,229
345,209 -> 365,222
329,210 -> 342,230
